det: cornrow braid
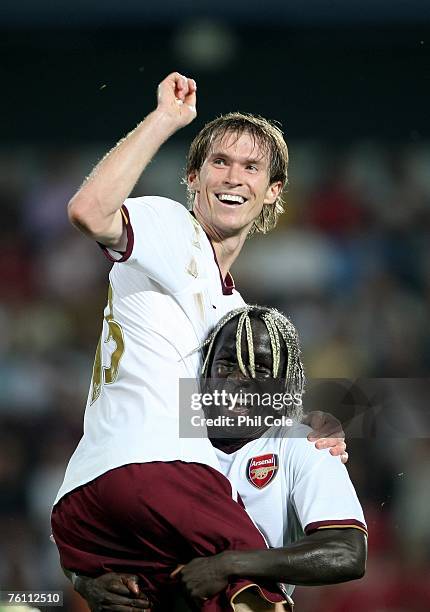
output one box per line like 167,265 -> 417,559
235,310 -> 249,376
244,315 -> 256,378
201,305 -> 305,396
200,306 -> 246,376
261,314 -> 281,378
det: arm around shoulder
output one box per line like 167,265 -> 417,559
220,527 -> 367,587
178,528 -> 367,600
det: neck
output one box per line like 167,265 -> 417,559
209,426 -> 270,454
210,437 -> 249,454
211,234 -> 247,280
193,208 -> 250,280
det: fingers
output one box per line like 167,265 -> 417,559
159,72 -> 190,100
100,576 -> 150,608
98,594 -> 151,610
338,451 -> 349,464
157,73 -> 197,119
308,426 -> 345,441
104,579 -> 137,597
121,575 -> 140,596
305,410 -> 348,457
172,75 -> 197,113
105,583 -> 133,596
173,73 -> 188,101
184,78 -> 197,112
316,438 -> 346,452
306,410 -> 345,442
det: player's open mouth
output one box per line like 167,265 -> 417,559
215,193 -> 247,206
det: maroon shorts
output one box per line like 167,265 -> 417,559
52,462 -> 285,611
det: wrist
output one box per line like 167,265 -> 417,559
222,550 -> 271,580
150,108 -> 183,136
219,550 -> 242,578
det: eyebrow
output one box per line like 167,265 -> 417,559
209,151 -> 264,165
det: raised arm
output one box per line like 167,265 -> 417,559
68,72 -> 197,249
178,528 -> 367,599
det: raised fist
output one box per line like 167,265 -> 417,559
156,72 -> 197,129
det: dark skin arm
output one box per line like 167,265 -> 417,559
65,571 -> 152,612
179,528 -> 367,600
69,529 -> 366,609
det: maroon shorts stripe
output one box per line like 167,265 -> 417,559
52,462 -> 284,610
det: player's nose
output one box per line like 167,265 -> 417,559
223,163 -> 242,186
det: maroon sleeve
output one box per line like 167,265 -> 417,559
97,205 -> 134,263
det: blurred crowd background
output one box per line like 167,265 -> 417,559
1,2 -> 430,610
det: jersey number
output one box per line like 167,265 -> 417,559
90,285 -> 125,404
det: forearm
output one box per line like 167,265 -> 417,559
224,529 -> 366,586
68,110 -> 177,243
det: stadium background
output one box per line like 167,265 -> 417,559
1,1 -> 430,610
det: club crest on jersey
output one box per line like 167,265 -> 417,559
247,453 -> 279,489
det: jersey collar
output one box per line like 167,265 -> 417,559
190,210 -> 235,296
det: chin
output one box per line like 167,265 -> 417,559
215,213 -> 252,236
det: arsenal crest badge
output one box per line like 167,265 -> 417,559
247,453 -> 279,489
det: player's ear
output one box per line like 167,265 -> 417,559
188,171 -> 200,192
263,180 -> 283,205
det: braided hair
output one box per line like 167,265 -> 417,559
201,305 -> 305,396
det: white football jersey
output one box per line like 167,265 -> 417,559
55,197 -> 245,504
215,423 -> 367,598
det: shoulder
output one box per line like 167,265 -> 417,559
122,196 -> 195,240
125,196 -> 190,219
272,422 -> 336,472
275,422 -> 314,455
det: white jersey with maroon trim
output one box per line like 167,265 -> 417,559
55,196 -> 245,504
215,422 -> 367,598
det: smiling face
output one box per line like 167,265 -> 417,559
188,131 -> 283,238
203,317 -> 288,440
